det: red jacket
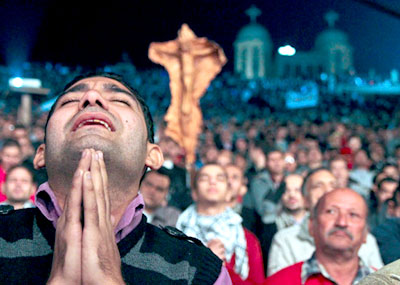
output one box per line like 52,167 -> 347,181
226,228 -> 265,284
265,262 -> 334,285
0,166 -> 6,202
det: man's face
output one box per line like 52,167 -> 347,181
266,151 -> 285,175
216,151 -> 232,167
307,148 -> 323,164
348,137 -> 361,152
311,189 -> 367,254
354,150 -> 370,168
377,181 -> 398,205
383,166 -> 399,180
3,167 -> 35,203
306,170 -> 337,210
13,128 -> 28,140
235,138 -> 247,153
42,76 -> 150,186
282,175 -> 304,211
330,160 -> 349,186
0,146 -> 22,172
140,171 -> 170,211
225,165 -> 244,199
204,147 -> 218,164
194,165 -> 230,205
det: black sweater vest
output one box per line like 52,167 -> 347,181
0,208 -> 222,284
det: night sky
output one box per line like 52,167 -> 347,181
0,0 -> 400,75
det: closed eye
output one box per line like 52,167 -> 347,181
60,99 -> 79,106
112,99 -> 131,106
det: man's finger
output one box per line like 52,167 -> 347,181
83,170 -> 99,228
89,149 -> 106,223
97,151 -> 110,219
64,149 -> 90,223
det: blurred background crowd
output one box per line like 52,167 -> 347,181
0,59 -> 400,280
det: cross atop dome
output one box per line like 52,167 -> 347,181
324,10 -> 339,28
246,5 -> 261,23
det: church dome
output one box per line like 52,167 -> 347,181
315,28 -> 349,50
237,23 -> 272,43
315,10 -> 350,50
235,5 -> 272,47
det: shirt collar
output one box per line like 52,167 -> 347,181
301,253 -> 374,284
297,214 -> 314,243
35,182 -> 144,243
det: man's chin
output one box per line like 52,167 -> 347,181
284,207 -> 302,214
8,198 -> 30,204
70,137 -> 112,152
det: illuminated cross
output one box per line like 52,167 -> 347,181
246,5 -> 261,23
325,10 -> 339,28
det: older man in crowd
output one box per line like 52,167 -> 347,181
266,188 -> 375,284
267,167 -> 383,276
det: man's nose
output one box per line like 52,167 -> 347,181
209,177 -> 218,185
335,211 -> 348,227
79,89 -> 109,110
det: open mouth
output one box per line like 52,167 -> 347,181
76,119 -> 112,131
72,114 -> 116,132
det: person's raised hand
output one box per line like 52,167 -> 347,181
81,149 -> 124,285
47,149 -> 91,284
207,238 -> 226,261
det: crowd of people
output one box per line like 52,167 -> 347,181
0,63 -> 400,283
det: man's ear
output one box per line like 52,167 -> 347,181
145,142 -> 164,170
33,144 -> 46,170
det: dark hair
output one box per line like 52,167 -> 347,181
44,72 -> 154,143
6,165 -> 33,181
328,155 -> 348,168
1,138 -> 21,150
143,166 -> 171,180
265,146 -> 284,158
13,124 -> 27,130
377,177 -> 398,191
372,171 -> 385,185
301,167 -> 331,196
381,162 -> 398,171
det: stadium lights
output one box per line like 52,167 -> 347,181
9,77 -> 42,88
278,45 -> 296,56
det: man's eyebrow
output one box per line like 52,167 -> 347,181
58,82 -> 138,104
103,83 -> 135,97
64,83 -> 89,94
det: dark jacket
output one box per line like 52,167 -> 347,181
0,208 -> 222,284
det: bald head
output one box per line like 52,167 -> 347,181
310,188 -> 368,259
313,188 -> 368,219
